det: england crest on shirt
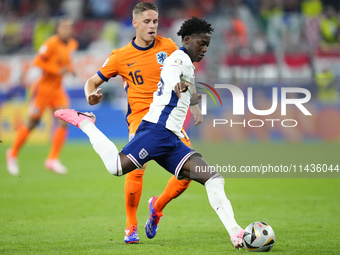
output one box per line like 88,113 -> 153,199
156,51 -> 167,65
139,148 -> 148,159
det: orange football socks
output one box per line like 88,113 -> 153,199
154,176 -> 191,213
125,169 -> 145,227
47,127 -> 67,159
10,125 -> 30,157
125,170 -> 191,226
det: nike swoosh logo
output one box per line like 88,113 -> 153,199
77,112 -> 90,117
130,190 -> 140,195
77,112 -> 94,120
127,62 -> 137,67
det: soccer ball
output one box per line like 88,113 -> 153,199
243,221 -> 275,252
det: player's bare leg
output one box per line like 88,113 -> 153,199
180,155 -> 244,249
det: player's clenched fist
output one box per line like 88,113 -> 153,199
88,88 -> 103,105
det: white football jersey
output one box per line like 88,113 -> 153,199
143,48 -> 195,138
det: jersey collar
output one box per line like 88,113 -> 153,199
179,47 -> 189,56
179,46 -> 195,69
132,37 -> 155,51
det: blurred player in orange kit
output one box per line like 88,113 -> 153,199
83,2 -> 202,244
6,18 -> 78,175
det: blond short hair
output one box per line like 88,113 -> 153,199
132,2 -> 158,19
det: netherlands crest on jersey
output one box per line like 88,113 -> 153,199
139,148 -> 148,159
156,51 -> 167,65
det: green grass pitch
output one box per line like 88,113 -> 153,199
1,142 -> 340,254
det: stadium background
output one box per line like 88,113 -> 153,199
1,1 -> 340,254
1,0 -> 340,144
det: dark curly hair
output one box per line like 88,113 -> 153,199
177,17 -> 214,40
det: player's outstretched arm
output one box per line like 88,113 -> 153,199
85,73 -> 105,105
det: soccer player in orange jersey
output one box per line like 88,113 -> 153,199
83,2 -> 202,244
6,19 -> 78,175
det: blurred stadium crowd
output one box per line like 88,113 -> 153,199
0,0 -> 339,56
0,0 -> 340,145
1,0 -> 340,143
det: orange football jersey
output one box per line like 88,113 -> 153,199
98,36 -> 178,126
32,35 -> 78,95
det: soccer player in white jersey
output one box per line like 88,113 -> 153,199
55,17 -> 244,250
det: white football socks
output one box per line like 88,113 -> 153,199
80,119 -> 122,176
205,174 -> 242,237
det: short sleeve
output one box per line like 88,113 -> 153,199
97,50 -> 119,82
33,39 -> 60,75
36,40 -> 54,63
168,55 -> 188,77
